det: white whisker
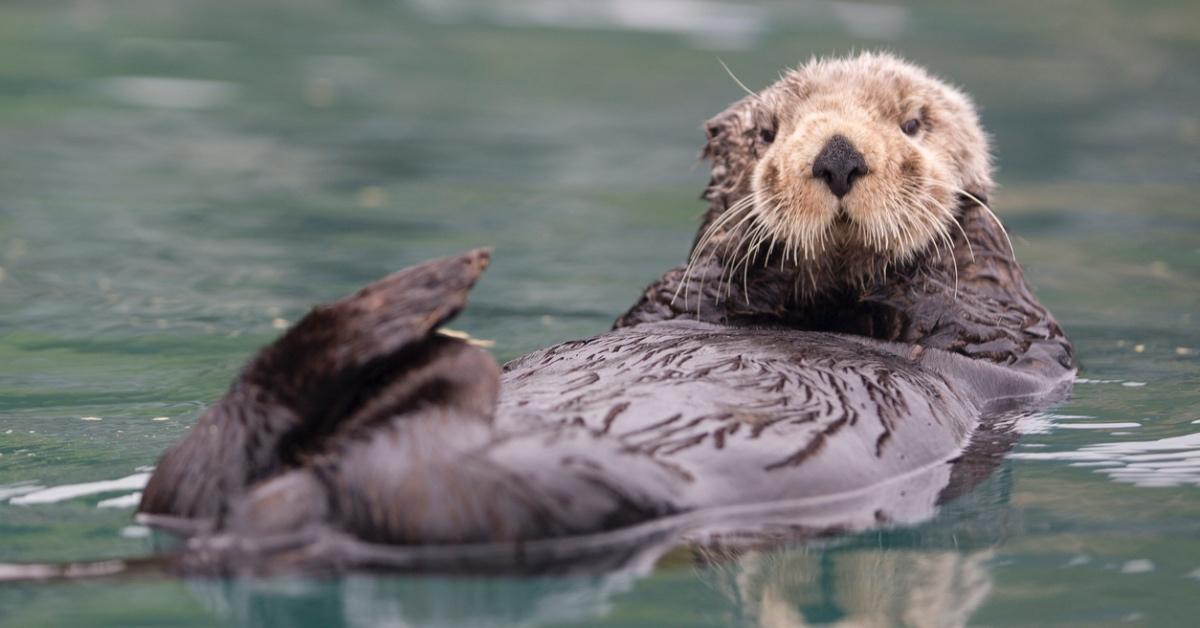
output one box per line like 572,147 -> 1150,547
718,58 -> 760,101
965,191 -> 1015,259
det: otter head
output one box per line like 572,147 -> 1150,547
695,52 -> 993,300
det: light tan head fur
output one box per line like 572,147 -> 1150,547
691,52 -> 993,300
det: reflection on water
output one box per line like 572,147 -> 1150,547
697,548 -> 995,627
131,459 -> 1019,627
175,468 -> 1017,627
0,0 -> 1198,626
190,570 -> 648,628
186,548 -> 998,628
1015,429 -> 1200,488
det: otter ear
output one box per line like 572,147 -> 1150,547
701,95 -> 759,204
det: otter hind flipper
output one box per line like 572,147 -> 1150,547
154,337 -> 503,577
244,246 -> 492,399
138,248 -> 494,524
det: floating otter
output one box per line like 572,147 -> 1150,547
28,53 -> 1081,577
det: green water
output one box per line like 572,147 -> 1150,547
1,1 -> 1197,625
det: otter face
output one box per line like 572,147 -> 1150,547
698,52 -> 993,298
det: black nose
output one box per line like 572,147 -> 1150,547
811,134 -> 868,199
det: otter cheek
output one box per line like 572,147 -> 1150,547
902,144 -> 945,204
919,152 -> 956,208
758,161 -> 781,198
751,158 -> 785,222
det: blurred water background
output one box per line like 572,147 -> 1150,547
0,0 -> 1198,626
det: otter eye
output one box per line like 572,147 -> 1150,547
759,127 -> 775,144
901,118 -> 921,136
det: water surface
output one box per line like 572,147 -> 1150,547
1,1 -> 1198,626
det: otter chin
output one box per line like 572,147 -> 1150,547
683,52 -> 994,301
73,52 -> 1081,577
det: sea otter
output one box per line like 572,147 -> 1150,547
122,53 -> 1073,575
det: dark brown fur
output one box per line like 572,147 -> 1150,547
120,56 -> 1076,576
616,199 -> 1074,377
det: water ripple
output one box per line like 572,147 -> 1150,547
7,473 -> 150,506
1013,432 -> 1200,488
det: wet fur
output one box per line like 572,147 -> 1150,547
619,53 -> 1072,375
118,53 -> 1078,576
674,53 -> 991,303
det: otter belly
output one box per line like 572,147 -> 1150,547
493,321 -> 986,515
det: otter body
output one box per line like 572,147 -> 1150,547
496,321 -> 1060,514
135,244 -> 1069,574
130,53 -> 1074,575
